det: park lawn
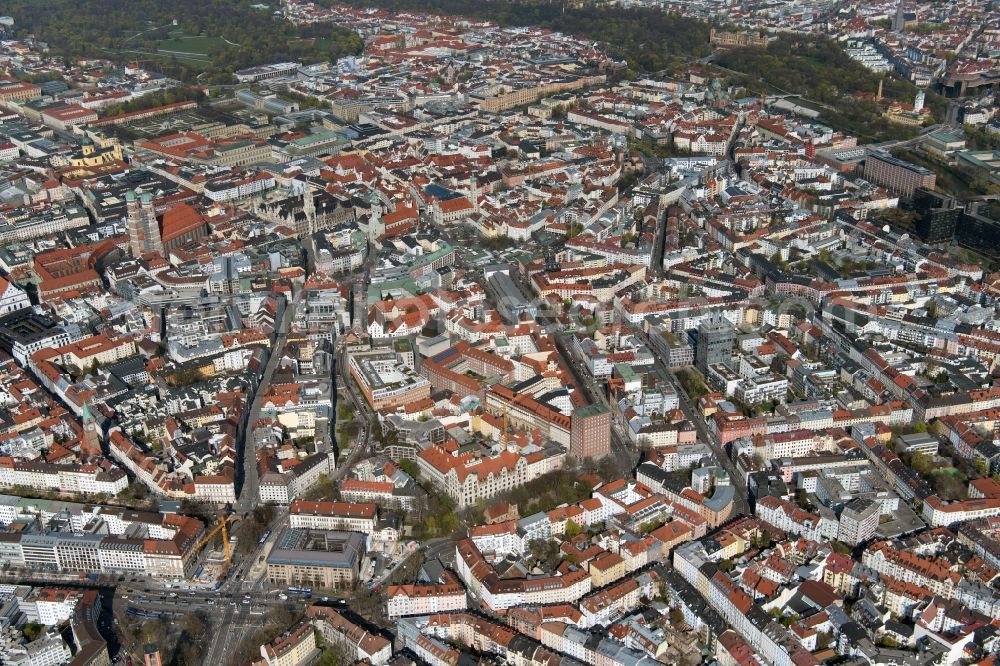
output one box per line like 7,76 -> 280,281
157,34 -> 232,56
100,45 -> 212,70
149,51 -> 214,69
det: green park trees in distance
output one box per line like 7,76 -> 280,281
2,0 -> 362,84
715,34 -> 944,142
333,0 -> 712,72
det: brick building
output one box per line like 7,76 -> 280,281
863,151 -> 936,198
571,404 -> 611,459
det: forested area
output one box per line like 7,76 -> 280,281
1,0 -> 362,83
716,34 -> 945,141
331,0 -> 713,73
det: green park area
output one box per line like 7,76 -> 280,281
158,32 -> 233,56
154,32 -> 234,66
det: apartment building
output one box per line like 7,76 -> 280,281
386,571 -> 468,619
257,620 -> 318,666
673,541 -> 814,666
204,171 -> 276,202
288,500 -> 378,533
306,606 -> 392,666
0,459 -> 127,497
484,385 -> 572,447
0,80 -> 41,102
539,622 -> 660,666
259,453 -> 331,505
837,498 -> 880,546
454,538 -> 592,611
578,578 -> 642,628
20,588 -> 82,626
861,541 -> 960,598
922,494 -> 1000,527
589,551 -> 627,588
339,478 -> 416,511
755,496 -> 838,543
0,508 -> 202,579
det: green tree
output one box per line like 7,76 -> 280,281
831,541 -> 852,555
716,34 -> 942,141
317,646 -> 343,666
779,612 -> 800,627
2,0 -> 363,83
973,458 -> 989,477
597,456 -> 620,483
397,459 -> 420,480
440,510 -> 459,535
933,472 -> 966,500
751,531 -> 772,550
911,452 -> 931,476
21,622 -> 44,642
233,503 -> 275,555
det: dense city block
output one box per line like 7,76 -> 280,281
0,0 -> 994,664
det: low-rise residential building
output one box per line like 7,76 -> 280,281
386,571 -> 468,619
288,500 -> 378,533
306,606 -> 392,665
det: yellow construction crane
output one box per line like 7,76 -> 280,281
191,516 -> 232,568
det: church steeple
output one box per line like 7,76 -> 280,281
469,173 -> 479,214
126,189 -> 163,258
81,402 -> 102,459
367,190 -> 384,243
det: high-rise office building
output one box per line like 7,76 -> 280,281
892,0 -> 906,32
912,187 -> 958,244
571,404 -> 611,460
696,315 -> 733,372
863,152 -> 936,199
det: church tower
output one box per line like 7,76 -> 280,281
469,173 -> 480,214
126,190 -> 163,257
367,191 -> 384,243
81,402 -> 102,459
299,187 -> 316,238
